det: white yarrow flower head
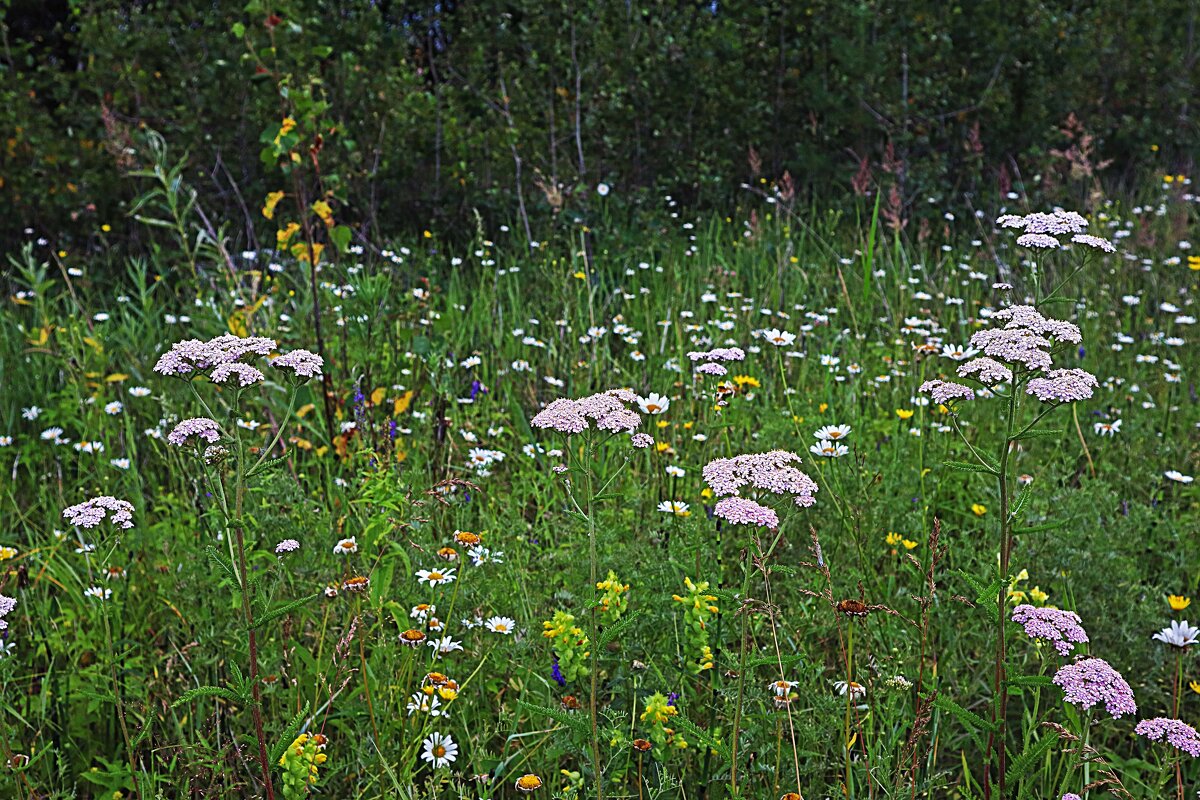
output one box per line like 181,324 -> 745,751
1154,620 -> 1200,648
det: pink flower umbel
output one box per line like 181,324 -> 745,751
531,390 -> 645,436
168,417 -> 221,447
714,496 -> 779,528
1135,717 -> 1200,757
62,496 -> 135,529
271,348 -> 325,380
918,379 -> 974,405
1011,604 -> 1089,656
1052,657 -> 1137,718
1026,369 -> 1098,403
703,450 -> 818,509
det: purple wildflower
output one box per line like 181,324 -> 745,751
167,417 -> 222,447
1134,717 -> 1200,757
531,391 -> 645,436
62,496 -> 135,530
695,362 -> 727,376
271,348 -> 324,380
551,657 -> 566,687
918,379 -> 974,405
1026,369 -> 1098,403
990,305 -> 1082,343
1052,657 -> 1137,718
1011,604 -> 1089,656
714,496 -> 779,528
531,398 -> 588,434
969,328 -> 1054,370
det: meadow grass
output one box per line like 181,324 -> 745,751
0,186 -> 1198,799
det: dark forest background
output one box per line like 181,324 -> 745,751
1,0 -> 1196,248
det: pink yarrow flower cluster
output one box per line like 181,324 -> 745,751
1011,604 -> 1089,656
0,594 -> 16,632
688,346 -> 745,376
919,379 -> 974,405
531,389 -> 648,445
1134,717 -> 1200,758
703,450 -> 818,518
997,210 -> 1114,252
62,496 -> 135,530
154,334 -> 323,382
713,496 -> 780,529
1026,368 -> 1098,403
168,417 -> 221,447
1052,657 -> 1137,718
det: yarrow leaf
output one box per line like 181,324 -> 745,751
252,593 -> 321,631
172,685 -> 246,708
943,459 -> 999,476
671,713 -> 731,762
517,699 -> 592,739
269,702 -> 312,763
1011,429 -> 1065,441
597,609 -> 644,650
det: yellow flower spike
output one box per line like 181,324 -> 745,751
1169,595 -> 1192,611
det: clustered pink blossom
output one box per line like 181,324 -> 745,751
1017,233 -> 1060,249
531,390 -> 645,437
990,305 -> 1082,343
687,347 -> 745,363
1061,794 -> 1082,800
154,334 -> 277,376
62,496 -> 135,530
1052,657 -> 1137,718
957,357 -> 1013,384
155,334 -> 323,383
168,417 -> 222,447
918,379 -> 974,405
1134,717 -> 1200,758
714,496 -> 780,528
274,539 -> 301,554
1070,234 -> 1116,253
997,210 -> 1088,236
210,362 -> 266,387
1011,604 -> 1089,656
969,328 -> 1054,371
695,362 -> 727,376
630,433 -> 654,449
0,594 -> 16,632
271,349 -> 325,379
1026,369 -> 1098,403
703,450 -> 818,509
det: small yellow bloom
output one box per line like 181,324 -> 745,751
818,403 -> 828,413
101,224 -> 111,232
1029,586 -> 1049,605
885,532 -> 903,546
423,230 -> 433,238
1190,680 -> 1200,694
901,539 -> 919,550
971,503 -> 987,517
573,271 -> 586,280
1169,595 -> 1192,611
896,408 -> 914,419
1164,174 -> 1175,183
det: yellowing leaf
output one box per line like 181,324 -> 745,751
370,387 -> 386,406
311,199 -> 334,227
83,336 -> 103,354
276,222 -> 300,247
27,326 -> 49,345
105,373 -> 130,383
262,190 -> 285,220
296,403 -> 315,418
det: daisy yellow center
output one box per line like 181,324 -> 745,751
433,745 -> 446,757
429,572 -> 443,581
495,623 -> 508,632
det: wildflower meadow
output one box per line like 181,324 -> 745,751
1,4 -> 1199,799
